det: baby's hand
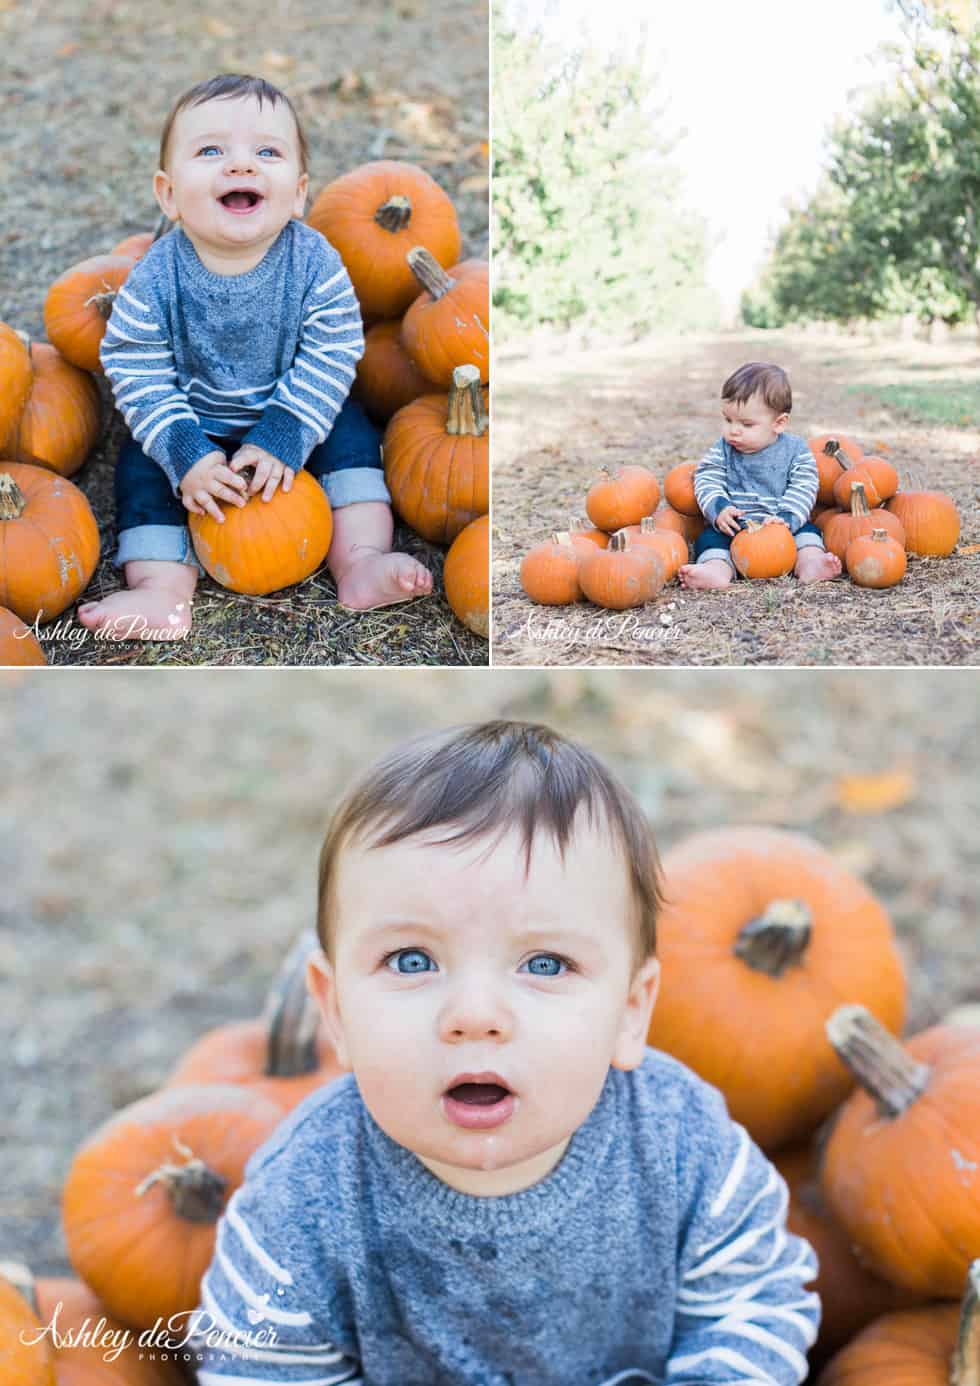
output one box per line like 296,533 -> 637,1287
715,505 -> 744,536
179,450 -> 248,522
230,443 -> 294,502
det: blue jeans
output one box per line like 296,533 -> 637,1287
113,396 -> 388,569
694,521 -> 824,570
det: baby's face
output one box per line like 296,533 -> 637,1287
153,95 -> 308,262
721,392 -> 788,453
310,821 -> 659,1197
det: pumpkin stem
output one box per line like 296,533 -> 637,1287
822,438 -> 849,467
263,929 -> 322,1078
406,246 -> 455,300
640,515 -> 656,533
734,900 -> 812,977
869,527 -> 888,542
849,481 -> 870,517
134,1135 -> 228,1223
608,530 -> 629,552
447,364 -> 488,437
953,1260 -> 980,1386
375,195 -> 412,233
0,472 -> 28,521
0,1260 -> 39,1315
82,280 -> 118,321
826,1004 -> 931,1118
552,531 -> 574,548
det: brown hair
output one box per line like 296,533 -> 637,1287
317,721 -> 662,970
722,362 -> 792,415
158,74 -> 309,174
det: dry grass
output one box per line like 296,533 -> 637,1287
0,0 -> 488,666
491,329 -> 980,666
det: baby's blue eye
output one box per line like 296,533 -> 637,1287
259,147 -> 282,158
197,146 -> 221,157
523,954 -> 566,977
386,948 -> 435,975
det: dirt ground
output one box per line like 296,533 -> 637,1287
1,667 -> 977,1278
0,0 -> 488,666
491,329 -> 980,666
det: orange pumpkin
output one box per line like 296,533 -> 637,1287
662,461 -> 700,516
846,527 -> 907,589
0,1272 -> 54,1386
730,517 -> 797,578
188,467 -> 333,595
833,464 -> 882,510
62,1084 -> 285,1331
443,513 -> 489,637
0,322 -> 33,454
0,606 -> 46,666
356,319 -> 439,423
856,454 -> 899,502
585,465 -> 660,532
653,504 -> 704,544
9,340 -> 101,478
809,434 -> 863,506
567,516 -> 610,552
110,232 -> 155,259
578,530 -> 664,609
307,160 -> 461,321
43,255 -> 135,373
824,481 -> 905,562
815,1260 -> 978,1386
0,465 -> 100,623
400,251 -> 489,386
822,1007 -> 980,1298
383,364 -> 489,544
646,827 -> 907,1151
621,515 -> 688,580
886,490 -> 961,557
520,532 -> 581,605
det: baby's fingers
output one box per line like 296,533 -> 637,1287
261,471 -> 283,503
196,491 -> 225,523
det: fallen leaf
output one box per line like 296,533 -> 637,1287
957,543 -> 980,556
835,769 -> 916,814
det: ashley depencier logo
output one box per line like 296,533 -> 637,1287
19,1305 -> 278,1363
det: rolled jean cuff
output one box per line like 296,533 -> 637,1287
696,546 -> 736,569
114,524 -> 205,575
794,528 -> 825,550
323,467 -> 392,509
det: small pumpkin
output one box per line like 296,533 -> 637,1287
443,513 -> 489,637
646,827 -> 907,1151
730,517 -> 797,578
621,515 -> 688,581
0,1271 -> 54,1386
809,434 -> 863,506
62,1083 -> 285,1331
0,606 -> 46,666
188,467 -> 333,596
0,322 -> 33,454
663,461 -> 700,516
856,453 -> 899,502
824,481 -> 905,562
0,465 -> 100,624
886,490 -> 961,558
307,160 -> 461,321
111,231 -> 156,259
822,1006 -> 980,1298
400,250 -> 489,386
567,515 -> 610,552
9,338 -> 101,478
833,464 -> 882,510
653,504 -> 704,544
578,530 -> 664,609
383,364 -> 489,544
356,319 -> 439,424
585,465 -> 661,532
43,255 -> 135,373
846,527 -> 907,589
520,532 -> 582,605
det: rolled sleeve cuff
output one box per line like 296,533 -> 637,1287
323,467 -> 392,509
703,495 -> 729,526
154,420 -> 224,491
114,524 -> 205,574
242,405 -> 312,472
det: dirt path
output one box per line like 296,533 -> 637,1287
0,0 -> 488,666
491,330 -> 980,666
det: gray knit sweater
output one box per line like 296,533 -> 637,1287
693,433 -> 818,533
187,1050 -> 819,1386
98,220 -> 364,491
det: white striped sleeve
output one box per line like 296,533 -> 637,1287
693,444 -> 732,525
667,1115 -> 819,1385
776,447 -> 819,532
186,1185 -> 363,1385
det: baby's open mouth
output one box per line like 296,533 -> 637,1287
447,1082 -> 511,1105
442,1078 -> 516,1130
219,191 -> 263,212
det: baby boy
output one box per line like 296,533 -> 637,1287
80,74 -> 431,641
679,361 -> 842,588
187,720 -> 819,1385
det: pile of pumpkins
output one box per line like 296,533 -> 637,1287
519,435 -> 964,610
0,158 -> 489,663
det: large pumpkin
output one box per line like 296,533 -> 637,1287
383,364 -> 489,544
0,323 -> 33,454
400,250 -> 489,386
43,255 -> 135,373
646,827 -> 907,1151
730,518 -> 797,578
886,491 -> 961,557
9,339 -> 101,478
307,160 -> 461,321
520,532 -> 582,605
443,513 -> 488,637
822,1007 -> 980,1297
0,606 -> 46,666
578,530 -> 665,609
355,319 -> 439,424
621,516 -> 688,581
62,1083 -> 284,1331
0,465 -> 100,623
824,481 -> 905,562
585,465 -> 661,532
189,467 -> 333,595
0,1272 -> 54,1386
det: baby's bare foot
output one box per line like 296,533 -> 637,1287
678,560 -> 734,590
795,549 -> 843,585
336,552 -> 433,610
77,588 -> 193,640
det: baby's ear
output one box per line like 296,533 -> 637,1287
153,169 -> 178,221
611,956 -> 660,1072
306,951 -> 352,1070
773,412 -> 791,433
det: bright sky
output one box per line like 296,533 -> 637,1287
505,0 -> 908,314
